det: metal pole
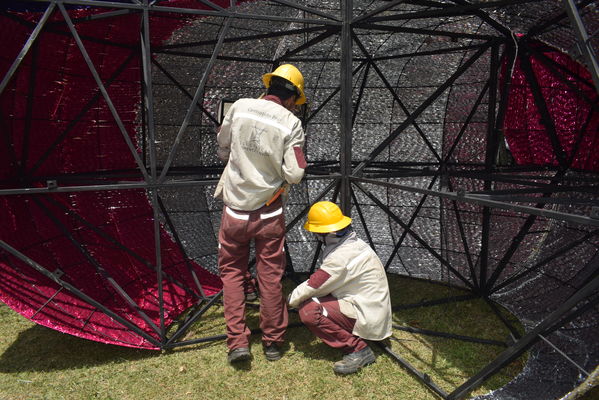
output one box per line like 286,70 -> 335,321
479,44 -> 500,291
0,240 -> 162,347
140,0 -> 167,345
0,2 -> 55,96
158,16 -> 232,183
563,0 -> 599,92
339,0 -> 353,215
57,3 -> 151,182
447,272 -> 599,400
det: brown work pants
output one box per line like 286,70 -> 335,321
298,296 -> 367,354
218,199 -> 288,350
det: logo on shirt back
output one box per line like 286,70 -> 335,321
242,125 -> 272,156
238,108 -> 288,157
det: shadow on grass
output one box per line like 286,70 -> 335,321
0,323 -> 158,373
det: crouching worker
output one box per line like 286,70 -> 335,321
287,201 -> 392,374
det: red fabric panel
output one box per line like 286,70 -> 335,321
0,1 -> 236,349
502,41 -> 599,171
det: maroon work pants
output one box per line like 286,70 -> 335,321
218,199 -> 288,350
298,295 -> 367,354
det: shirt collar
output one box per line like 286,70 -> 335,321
262,94 -> 283,106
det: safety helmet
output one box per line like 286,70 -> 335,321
262,64 -> 306,105
304,201 -> 352,233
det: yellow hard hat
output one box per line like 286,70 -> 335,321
304,201 -> 352,233
262,64 -> 306,105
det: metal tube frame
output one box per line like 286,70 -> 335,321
1,1 -> 598,398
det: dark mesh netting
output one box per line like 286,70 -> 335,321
0,1 -> 598,399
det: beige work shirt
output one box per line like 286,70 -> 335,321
214,97 -> 306,211
288,232 -> 393,341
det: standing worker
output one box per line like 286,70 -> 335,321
288,201 -> 392,374
214,64 -> 307,364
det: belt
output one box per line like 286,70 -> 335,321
225,206 -> 283,221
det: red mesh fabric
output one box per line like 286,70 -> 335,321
502,40 -> 599,171
0,1 -> 233,349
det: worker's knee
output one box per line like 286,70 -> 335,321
298,300 -> 321,327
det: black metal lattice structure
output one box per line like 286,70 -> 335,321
0,1 -> 598,399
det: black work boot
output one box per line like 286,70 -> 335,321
333,346 -> 376,374
263,343 -> 282,361
227,347 -> 251,363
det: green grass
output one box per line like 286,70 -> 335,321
0,275 -> 527,400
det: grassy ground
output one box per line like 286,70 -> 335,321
0,275 -> 527,400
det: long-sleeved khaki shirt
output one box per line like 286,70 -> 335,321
288,232 -> 393,341
214,97 -> 306,211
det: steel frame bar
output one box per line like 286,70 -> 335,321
58,3 -> 151,181
29,50 -> 138,176
22,0 -> 341,26
0,2 -> 55,96
393,324 -> 507,347
469,193 -> 599,206
478,44 -> 500,292
156,25 -> 330,50
274,28 -> 339,62
0,4 -> 597,394
152,188 -> 166,343
354,23 -> 496,41
563,0 -> 599,92
523,0 -> 597,39
31,287 -> 65,320
527,44 -> 599,110
519,42 -> 569,169
158,16 -> 231,182
378,340 -> 449,399
353,176 -> 599,227
305,61 -> 368,125
142,3 -> 158,181
443,82 -> 490,163
164,290 -> 223,346
491,228 -> 599,294
351,61 -> 370,127
353,43 -> 492,175
484,298 -> 522,340
370,42 -> 492,62
150,57 -> 219,125
445,180 -> 479,289
393,293 -> 478,310
267,0 -> 340,22
32,196 -> 163,336
381,175 -> 441,272
156,195 -> 207,298
363,0 -> 533,28
43,195 -> 201,298
339,0 -> 353,214
447,273 -> 599,400
353,33 -> 443,163
448,0 -> 512,37
350,186 -> 376,251
60,8 -> 141,24
354,181 -> 476,290
538,333 -> 590,376
0,9 -> 137,50
0,240 -> 162,347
